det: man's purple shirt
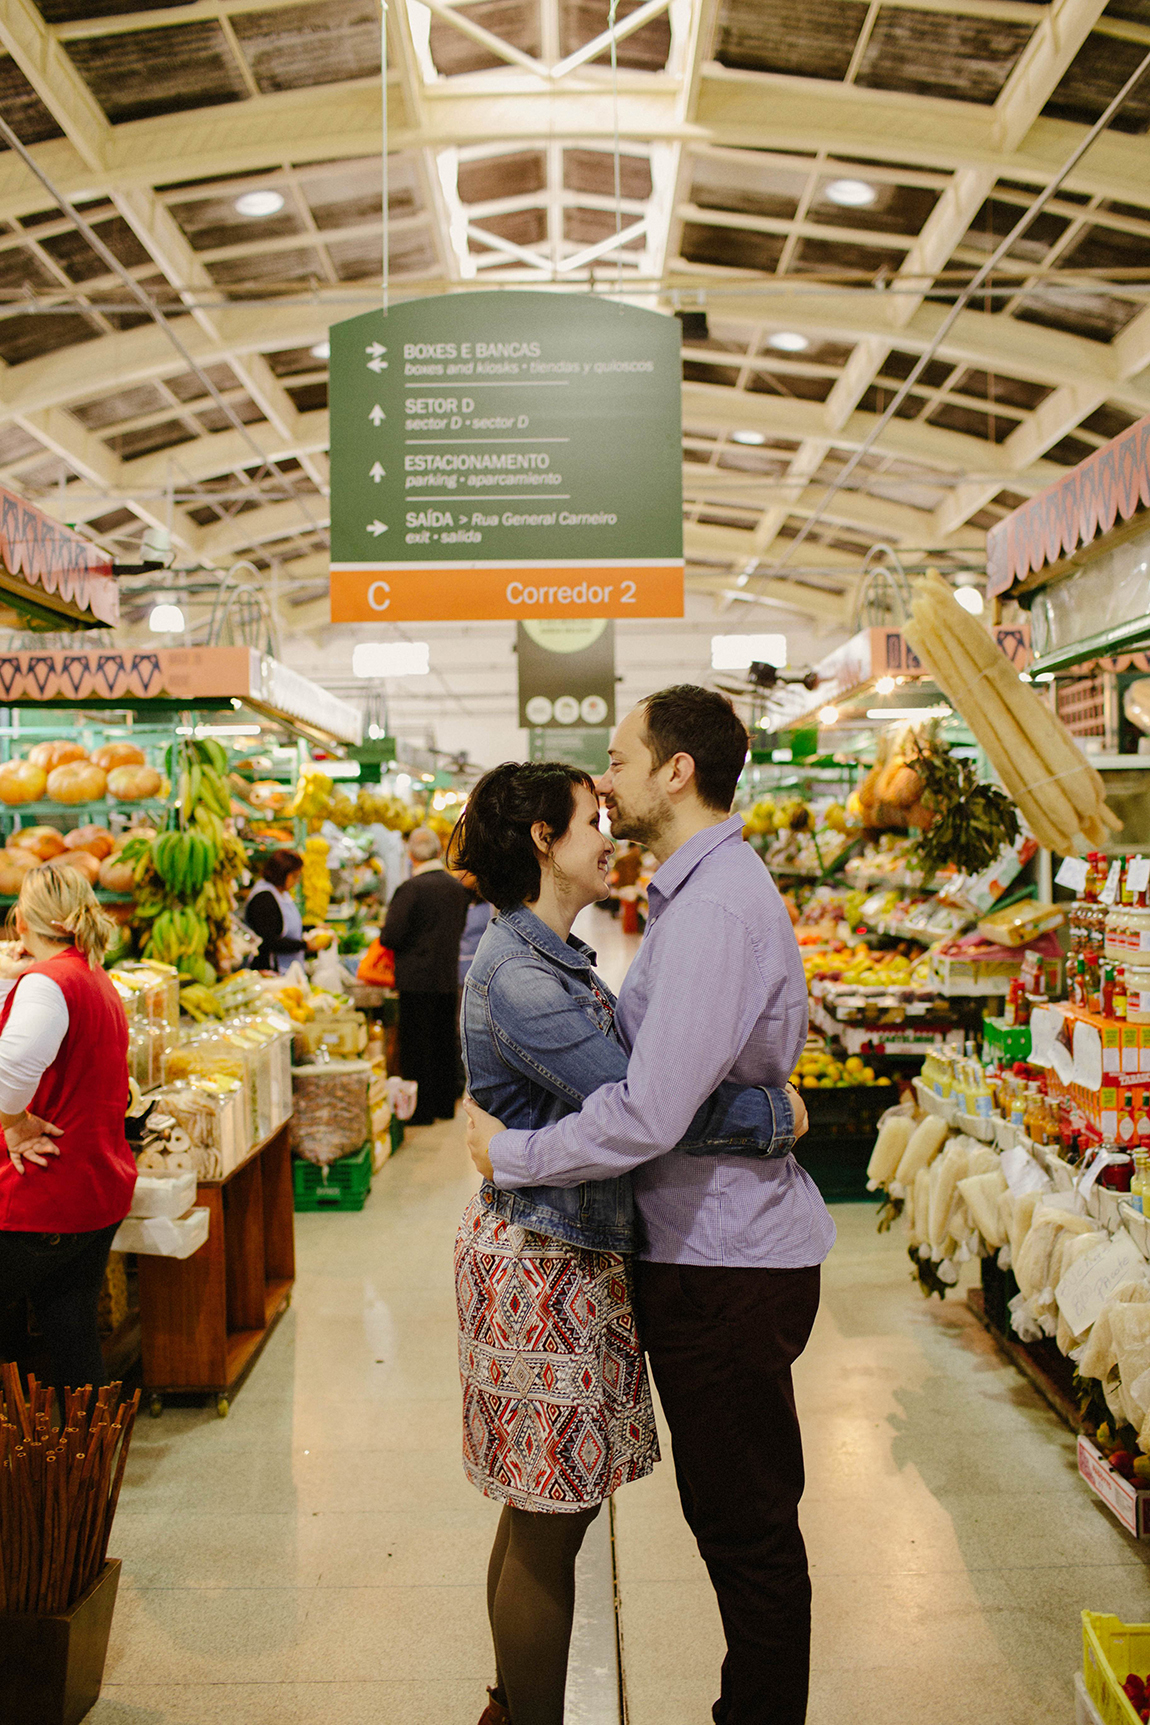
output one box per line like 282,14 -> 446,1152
489,815 -> 837,1269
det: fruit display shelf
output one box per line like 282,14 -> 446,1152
0,797 -> 169,825
0,888 -> 131,907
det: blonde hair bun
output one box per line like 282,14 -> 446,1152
16,862 -> 115,967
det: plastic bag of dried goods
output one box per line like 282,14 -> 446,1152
928,1139 -> 970,1254
867,1111 -> 915,1191
1077,1278 -> 1150,1380
1111,1303 -> 1150,1429
958,1170 -> 1009,1249
891,1115 -> 949,1198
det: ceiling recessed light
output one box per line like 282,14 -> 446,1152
731,430 -> 766,445
310,340 -> 330,361
235,189 -> 285,218
148,603 -> 185,633
818,705 -> 840,726
767,331 -> 809,353
824,178 -> 877,208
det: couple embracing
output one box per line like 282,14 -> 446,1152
451,685 -> 836,1725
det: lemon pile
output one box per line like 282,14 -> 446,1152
791,1044 -> 892,1088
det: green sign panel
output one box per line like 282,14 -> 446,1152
517,619 -> 615,729
528,726 -> 612,776
329,291 -> 683,623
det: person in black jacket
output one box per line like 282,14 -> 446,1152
243,850 -> 331,973
381,828 -> 469,1125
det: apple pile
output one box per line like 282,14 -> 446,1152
1122,1670 -> 1150,1720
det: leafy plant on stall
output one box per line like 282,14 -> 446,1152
907,735 -> 1019,879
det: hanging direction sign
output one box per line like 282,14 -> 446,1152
328,291 -> 683,622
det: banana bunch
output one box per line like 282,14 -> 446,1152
179,983 -> 223,1022
151,829 -> 218,893
179,757 -> 231,824
143,905 -> 211,970
285,768 -> 334,821
216,831 -> 248,882
302,834 -> 331,922
195,875 -> 235,923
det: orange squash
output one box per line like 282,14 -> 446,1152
46,763 -> 107,805
0,760 -> 47,805
9,826 -> 66,860
91,742 -> 146,771
57,850 -> 100,885
27,741 -> 87,773
106,764 -> 162,802
63,825 -> 115,859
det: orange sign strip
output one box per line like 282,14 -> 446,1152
330,561 -> 684,622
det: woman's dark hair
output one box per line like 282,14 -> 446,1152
262,848 -> 304,889
449,762 -> 595,911
641,684 -> 749,812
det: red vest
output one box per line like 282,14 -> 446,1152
0,949 -> 136,1233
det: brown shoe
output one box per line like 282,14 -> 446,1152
478,1687 -> 511,1725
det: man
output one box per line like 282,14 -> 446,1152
465,686 -> 835,1725
381,827 -> 469,1126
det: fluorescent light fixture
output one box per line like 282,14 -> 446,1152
818,705 -> 840,725
1034,671 -> 1055,683
194,724 -> 261,737
394,773 -> 412,794
824,178 -> 877,208
148,603 -> 185,632
235,189 -> 285,218
352,641 -> 430,678
767,331 -> 809,353
865,705 -> 951,721
711,633 -> 787,671
875,676 -> 896,695
324,760 -> 362,779
954,585 -> 985,615
310,340 -> 330,361
731,430 -> 766,446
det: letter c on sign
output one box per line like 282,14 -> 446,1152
507,582 -> 524,603
367,581 -> 391,612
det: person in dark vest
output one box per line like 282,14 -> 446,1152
381,827 -> 469,1125
0,864 -> 137,1415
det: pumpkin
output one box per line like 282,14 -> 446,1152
0,760 -> 47,805
27,741 -> 88,773
63,825 -> 115,860
57,850 -> 99,885
98,853 -> 136,894
106,764 -> 162,802
91,742 -> 146,772
0,859 -> 28,896
9,826 -> 66,860
46,763 -> 107,806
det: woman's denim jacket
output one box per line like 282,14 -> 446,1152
461,904 -> 796,1253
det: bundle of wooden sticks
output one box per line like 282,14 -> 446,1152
0,1364 -> 139,1615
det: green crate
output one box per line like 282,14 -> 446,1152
389,1115 -> 404,1153
292,1142 -> 372,1212
982,1014 -> 1032,1064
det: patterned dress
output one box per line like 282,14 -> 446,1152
455,1193 -> 659,1512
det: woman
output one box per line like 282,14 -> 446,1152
451,763 -> 798,1725
0,864 -> 137,1414
243,848 -> 329,973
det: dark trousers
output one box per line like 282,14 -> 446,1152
0,1223 -> 119,1412
634,1261 -> 822,1725
398,990 -> 459,1124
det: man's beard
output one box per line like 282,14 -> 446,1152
608,791 -> 670,851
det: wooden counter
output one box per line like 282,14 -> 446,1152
135,1122 -> 295,1417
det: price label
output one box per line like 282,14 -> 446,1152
1055,855 -> 1089,891
1128,855 -> 1150,894
1101,861 -> 1121,905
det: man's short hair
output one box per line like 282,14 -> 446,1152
640,685 -> 749,813
408,826 -> 441,862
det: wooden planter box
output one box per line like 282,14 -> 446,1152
0,1559 -> 120,1725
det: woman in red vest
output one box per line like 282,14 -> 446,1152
0,864 -> 135,1411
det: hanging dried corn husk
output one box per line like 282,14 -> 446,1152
902,572 -> 1120,854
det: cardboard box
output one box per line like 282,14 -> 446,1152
1078,1435 -> 1150,1539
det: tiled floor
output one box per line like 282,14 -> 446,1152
89,908 -> 1150,1723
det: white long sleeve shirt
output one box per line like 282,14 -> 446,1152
0,974 -> 69,1113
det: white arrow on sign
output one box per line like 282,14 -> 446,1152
367,520 -> 388,536
369,461 -> 385,482
368,404 -> 385,425
367,356 -> 388,373
366,342 -> 387,358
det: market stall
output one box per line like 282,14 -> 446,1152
859,434 -> 1150,1549
0,645 -> 408,1414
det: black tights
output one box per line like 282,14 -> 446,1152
486,1502 -> 601,1725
